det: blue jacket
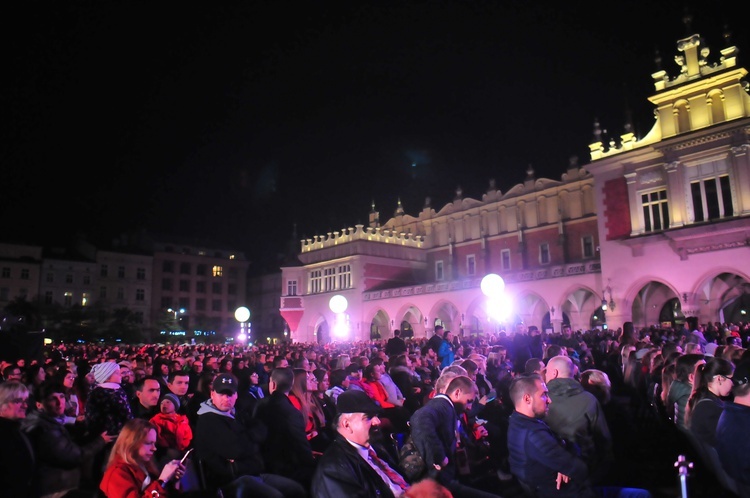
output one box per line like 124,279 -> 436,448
507,411 -> 595,498
437,340 -> 455,369
715,401 -> 750,485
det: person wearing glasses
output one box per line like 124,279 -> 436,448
685,357 -> 735,446
0,380 -> 35,497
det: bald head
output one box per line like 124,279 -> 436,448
546,355 -> 575,380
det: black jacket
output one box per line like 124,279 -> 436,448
253,391 -> 316,482
0,416 -> 35,498
193,400 -> 267,487
22,409 -> 106,496
409,394 -> 458,485
311,436 -> 396,498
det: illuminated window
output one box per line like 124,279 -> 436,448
81,292 -> 89,306
338,264 -> 352,289
212,265 -> 223,277
691,176 -> 733,222
436,261 -> 444,281
501,250 -> 511,271
641,189 -> 669,232
324,267 -> 336,291
467,255 -> 476,276
310,270 -> 322,294
540,243 -> 550,265
229,254 -> 236,260
287,280 -> 298,296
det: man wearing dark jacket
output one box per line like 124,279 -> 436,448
544,355 -> 613,484
385,329 -> 408,357
252,367 -> 317,489
507,374 -> 595,497
192,372 -> 305,498
22,381 -> 114,497
312,390 -> 408,497
409,375 -> 500,498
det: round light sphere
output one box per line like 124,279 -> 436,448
234,306 -> 251,323
480,273 -> 505,298
329,294 -> 348,314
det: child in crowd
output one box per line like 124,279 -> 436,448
150,392 -> 193,456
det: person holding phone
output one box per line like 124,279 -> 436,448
100,418 -> 185,498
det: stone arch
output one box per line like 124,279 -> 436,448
427,299 -> 461,333
513,290 -> 549,329
627,278 -> 681,329
707,89 -> 725,125
394,303 -> 427,339
694,269 -> 750,324
558,285 -> 600,332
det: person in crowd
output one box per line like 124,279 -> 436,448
0,381 -> 35,498
152,357 -> 171,392
23,381 -> 115,497
311,389 -> 411,497
3,364 -> 24,382
409,375 -> 500,498
118,361 -> 137,402
253,367 -> 317,489
25,363 -> 47,413
685,357 -> 735,446
312,368 -> 337,438
362,363 -> 410,434
715,360 -> 750,490
389,354 -> 425,413
192,372 -> 306,498
325,368 -> 349,403
150,392 -> 192,461
99,418 -> 185,498
131,376 -> 162,420
187,370 -> 217,427
438,330 -> 456,370
385,329 -> 408,357
511,323 -> 533,374
165,370 -> 191,415
543,355 -> 613,484
53,367 -> 85,426
373,356 -> 406,408
86,362 -> 133,437
524,358 -> 545,376
289,367 -> 331,453
187,357 -> 204,393
667,353 -> 706,428
507,374 -> 652,498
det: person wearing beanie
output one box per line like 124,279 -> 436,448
85,362 -> 133,439
150,393 -> 193,460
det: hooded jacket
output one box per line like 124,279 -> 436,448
193,399 -> 267,486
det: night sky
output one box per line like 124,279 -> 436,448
1,1 -> 745,274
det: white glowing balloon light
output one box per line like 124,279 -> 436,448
234,306 -> 251,322
237,333 -> 247,342
480,274 -> 505,298
487,295 -> 514,322
329,295 -> 348,314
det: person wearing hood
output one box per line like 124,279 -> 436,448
192,372 -> 305,498
543,355 -> 614,485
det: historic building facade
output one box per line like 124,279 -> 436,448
280,26 -> 750,343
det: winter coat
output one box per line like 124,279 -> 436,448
715,401 -> 750,486
0,416 -> 35,498
545,377 -> 613,483
409,394 -> 457,485
667,379 -> 692,428
150,412 -> 193,451
311,436 -> 396,498
85,383 -> 133,436
22,409 -> 106,496
507,411 -> 595,498
100,456 -> 168,498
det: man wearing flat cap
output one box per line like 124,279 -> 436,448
312,390 -> 411,497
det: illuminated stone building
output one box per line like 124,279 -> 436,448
280,24 -> 750,343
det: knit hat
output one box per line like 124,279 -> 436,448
92,362 -> 120,384
160,392 -> 181,411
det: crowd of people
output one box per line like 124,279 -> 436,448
1,319 -> 750,498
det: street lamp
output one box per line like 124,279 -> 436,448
168,308 -> 186,320
481,273 -> 512,325
329,294 -> 349,339
235,306 -> 251,343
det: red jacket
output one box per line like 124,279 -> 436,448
100,456 -> 168,498
149,412 -> 193,452
363,379 -> 395,409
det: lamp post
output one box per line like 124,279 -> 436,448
234,306 -> 251,344
329,294 -> 349,340
481,273 -> 512,332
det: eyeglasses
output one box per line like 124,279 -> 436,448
720,375 -> 734,384
10,397 -> 29,405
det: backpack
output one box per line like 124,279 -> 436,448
398,435 -> 427,483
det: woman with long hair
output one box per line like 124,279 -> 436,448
289,368 -> 331,453
100,418 -> 185,498
53,368 -> 85,424
686,357 -> 735,446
